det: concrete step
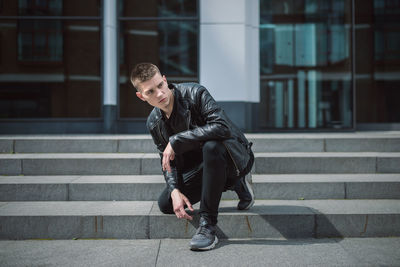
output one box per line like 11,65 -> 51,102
1,152 -> 399,175
1,174 -> 399,201
0,200 -> 399,239
1,132 -> 400,153
2,238 -> 400,267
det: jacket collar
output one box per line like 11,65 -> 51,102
155,83 -> 189,119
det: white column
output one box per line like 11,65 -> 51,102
199,0 -> 259,103
103,0 -> 118,133
103,0 -> 118,105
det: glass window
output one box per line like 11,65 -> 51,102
0,18 -> 101,118
18,0 -> 62,16
119,0 -> 198,118
120,0 -> 197,17
18,20 -> 63,62
260,0 -> 353,129
355,0 -> 400,123
0,0 -> 101,16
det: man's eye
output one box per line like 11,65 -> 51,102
147,90 -> 153,95
158,82 -> 163,88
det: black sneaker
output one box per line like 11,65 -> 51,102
234,173 -> 255,210
189,217 -> 218,251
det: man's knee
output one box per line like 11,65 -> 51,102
158,194 -> 174,214
202,140 -> 225,157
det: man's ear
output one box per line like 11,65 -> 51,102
136,91 -> 146,102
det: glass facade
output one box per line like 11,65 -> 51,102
355,0 -> 400,123
0,0 -> 102,119
0,0 -> 398,132
118,0 -> 198,118
259,0 -> 353,129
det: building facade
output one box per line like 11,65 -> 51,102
0,0 -> 399,133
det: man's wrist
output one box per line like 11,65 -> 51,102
171,188 -> 180,195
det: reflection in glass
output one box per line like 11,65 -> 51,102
260,0 -> 353,129
0,0 -> 100,17
0,20 -> 101,118
18,20 -> 63,62
18,0 -> 62,16
356,0 -> 400,123
119,0 -> 197,17
119,21 -> 198,118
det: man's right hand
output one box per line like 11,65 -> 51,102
171,189 -> 194,220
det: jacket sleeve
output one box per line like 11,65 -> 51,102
159,153 -> 179,194
169,86 -> 231,154
147,121 -> 179,194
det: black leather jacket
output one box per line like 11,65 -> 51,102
147,83 -> 253,193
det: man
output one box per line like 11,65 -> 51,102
131,63 -> 254,251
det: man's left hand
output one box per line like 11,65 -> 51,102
162,142 -> 175,173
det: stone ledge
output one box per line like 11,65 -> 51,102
0,200 -> 399,239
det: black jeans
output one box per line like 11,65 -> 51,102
158,140 -> 238,225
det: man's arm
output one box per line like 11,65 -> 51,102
169,86 -> 231,154
147,119 -> 179,193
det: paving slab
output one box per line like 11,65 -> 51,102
1,132 -> 399,154
253,173 -> 400,183
1,174 -> 399,201
254,152 -> 388,174
0,183 -> 68,201
346,181 -> 400,199
377,156 -> 400,173
0,134 -> 153,140
1,238 -> 399,267
326,138 -> 400,152
156,238 -> 360,267
302,199 -> 400,238
141,154 -> 161,175
0,201 -> 153,216
149,200 -> 400,239
0,140 -> 13,153
1,200 -> 400,239
0,239 -> 159,267
0,159 -> 21,176
17,153 -> 145,175
118,139 -> 157,153
0,201 -> 153,240
69,175 -> 164,201
15,139 -> 118,153
249,138 -> 324,152
337,237 -> 400,267
2,152 -> 399,175
0,176 -> 77,201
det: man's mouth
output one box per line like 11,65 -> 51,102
159,98 -> 166,103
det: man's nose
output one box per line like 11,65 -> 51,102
156,88 -> 164,97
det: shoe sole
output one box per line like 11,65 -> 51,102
242,174 -> 255,210
190,236 -> 218,251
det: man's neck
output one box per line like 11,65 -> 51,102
162,93 -> 174,119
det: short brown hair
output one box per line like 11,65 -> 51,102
130,63 -> 161,91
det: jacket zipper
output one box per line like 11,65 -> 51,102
223,143 -> 240,176
158,125 -> 168,146
186,110 -> 191,130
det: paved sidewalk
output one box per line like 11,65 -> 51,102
1,238 -> 400,267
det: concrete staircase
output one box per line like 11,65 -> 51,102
0,132 -> 400,240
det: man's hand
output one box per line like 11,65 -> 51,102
162,142 -> 175,173
171,189 -> 194,220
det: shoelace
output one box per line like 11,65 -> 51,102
198,225 -> 211,236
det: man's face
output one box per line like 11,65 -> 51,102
135,73 -> 173,110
